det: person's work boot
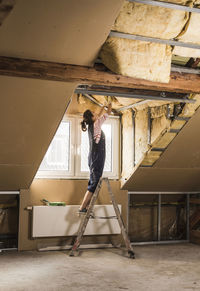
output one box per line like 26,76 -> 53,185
77,208 -> 87,215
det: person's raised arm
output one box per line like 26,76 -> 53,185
97,105 -> 106,117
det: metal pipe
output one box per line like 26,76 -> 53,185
109,31 -> 200,50
147,107 -> 151,145
128,0 -> 200,14
171,65 -> 200,75
186,194 -> 190,241
157,194 -> 161,241
0,191 -> 19,195
75,88 -> 195,104
132,111 -> 136,167
115,100 -> 149,112
131,240 -> 189,246
127,193 -> 130,232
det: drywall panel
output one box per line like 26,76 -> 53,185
0,76 -> 76,190
122,168 -> 200,191
32,205 -> 121,237
0,0 -> 123,66
154,107 -> 200,168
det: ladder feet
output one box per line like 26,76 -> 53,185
128,250 -> 135,259
69,250 -> 80,257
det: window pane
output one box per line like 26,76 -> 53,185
104,124 -> 112,172
39,122 -> 70,171
80,130 -> 89,172
80,123 -> 112,172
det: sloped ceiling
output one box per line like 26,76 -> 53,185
122,107 -> 200,191
0,0 -> 123,65
0,0 -> 123,190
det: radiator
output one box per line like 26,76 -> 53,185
32,205 -> 121,238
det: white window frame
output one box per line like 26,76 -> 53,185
36,115 -> 119,180
35,116 -> 76,179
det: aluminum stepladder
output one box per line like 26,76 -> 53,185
69,177 -> 135,259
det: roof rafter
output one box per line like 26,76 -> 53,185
0,56 -> 200,93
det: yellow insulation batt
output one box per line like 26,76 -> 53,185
121,109 -> 134,178
113,0 -> 189,39
100,0 -> 190,82
173,12 -> 200,57
100,37 -> 172,83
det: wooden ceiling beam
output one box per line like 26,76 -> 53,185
0,0 -> 16,26
0,56 -> 200,93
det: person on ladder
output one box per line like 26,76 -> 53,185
78,101 -> 112,213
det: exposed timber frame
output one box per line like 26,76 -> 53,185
0,56 -> 200,93
0,0 -> 16,26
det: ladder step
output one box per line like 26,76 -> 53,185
70,177 -> 135,259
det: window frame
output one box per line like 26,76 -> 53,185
35,114 -> 119,180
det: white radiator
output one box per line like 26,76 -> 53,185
32,205 -> 121,238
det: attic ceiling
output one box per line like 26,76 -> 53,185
1,0 -> 200,191
0,0 -> 123,190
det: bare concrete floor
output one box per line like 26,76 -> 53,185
0,243 -> 200,291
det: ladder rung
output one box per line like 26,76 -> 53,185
70,177 -> 135,259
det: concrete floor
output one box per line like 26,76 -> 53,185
0,243 -> 200,291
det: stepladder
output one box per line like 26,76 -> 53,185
69,177 -> 135,259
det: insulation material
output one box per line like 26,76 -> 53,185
173,12 -> 200,57
121,109 -> 134,178
170,119 -> 186,130
76,94 -> 100,113
179,94 -> 200,117
153,132 -> 177,148
141,151 -> 163,166
132,100 -> 171,112
150,104 -> 171,119
113,0 -> 189,39
0,208 -> 18,234
129,194 -> 186,242
115,97 -> 141,107
151,115 -> 171,144
93,95 -> 128,110
150,105 -> 172,144
135,108 -> 149,165
129,205 -> 179,241
100,37 -> 172,83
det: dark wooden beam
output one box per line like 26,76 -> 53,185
0,56 -> 200,93
0,0 -> 16,26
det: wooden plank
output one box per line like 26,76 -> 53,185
1,56 -> 200,93
0,0 -> 16,26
